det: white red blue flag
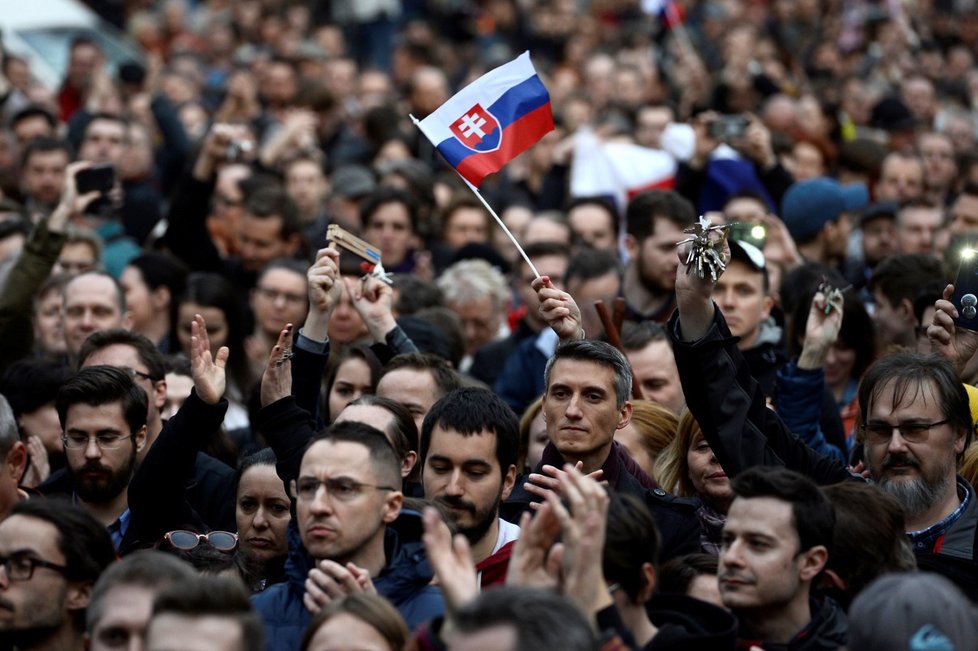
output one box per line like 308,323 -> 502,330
417,52 -> 554,188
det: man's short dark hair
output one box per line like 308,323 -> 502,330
620,321 -> 670,352
11,498 -> 115,585
77,329 -> 166,381
244,187 -> 303,240
56,365 -> 148,435
656,553 -> 719,596
420,387 -> 519,473
150,576 -> 264,651
603,492 -> 660,602
125,252 -> 189,299
858,352 -> 973,455
564,246 -> 623,288
0,358 -> 74,418
380,353 -> 462,400
347,394 -> 419,461
521,241 -> 572,271
308,421 -> 402,490
19,136 -> 73,169
361,187 -> 419,235
453,587 -> 598,651
625,190 -> 696,242
730,467 -> 835,555
87,550 -> 196,633
11,104 -> 57,132
83,112 -> 129,137
544,339 -> 632,409
867,253 -> 944,308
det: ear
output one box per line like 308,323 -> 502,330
150,286 -> 171,312
761,294 -> 774,320
152,379 -> 167,412
623,234 -> 639,259
383,490 -> 404,524
133,425 -> 148,453
401,451 -> 418,479
897,298 -> 916,325
65,580 -> 94,612
121,311 -> 133,330
6,442 -> 27,485
500,463 -> 517,501
637,561 -> 657,603
797,544 -> 829,583
616,401 -> 633,430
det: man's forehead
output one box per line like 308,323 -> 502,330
301,439 -> 373,476
727,496 -> 795,535
0,515 -> 60,556
868,377 -> 941,416
549,358 -> 615,387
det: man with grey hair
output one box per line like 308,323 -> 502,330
436,258 -> 510,372
0,394 -> 27,520
86,550 -> 196,651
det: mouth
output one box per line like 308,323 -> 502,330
707,471 -> 728,480
247,537 -> 273,548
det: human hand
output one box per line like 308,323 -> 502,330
345,276 -> 398,343
531,276 -> 584,342
547,465 -> 612,616
190,313 -> 228,405
797,290 -> 844,370
928,284 -> 978,379
759,213 -> 803,272
690,111 -> 720,169
303,560 -> 376,615
524,462 -> 604,509
506,503 -> 564,591
302,247 -> 342,340
674,223 -> 728,341
50,161 -> 102,231
21,437 -> 50,488
260,324 -> 294,407
422,507 -> 478,612
742,115 -> 776,169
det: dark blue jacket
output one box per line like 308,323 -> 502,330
252,510 -> 444,651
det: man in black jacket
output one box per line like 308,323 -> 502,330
720,467 -> 847,649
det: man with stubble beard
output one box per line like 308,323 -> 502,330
621,190 -> 697,323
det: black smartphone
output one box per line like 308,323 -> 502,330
75,164 -> 115,195
709,115 -> 750,141
951,249 -> 978,331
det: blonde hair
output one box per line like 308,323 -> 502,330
518,395 -> 545,473
653,408 -> 701,497
960,441 -> 978,488
624,400 -> 678,467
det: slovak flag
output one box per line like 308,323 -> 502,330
417,52 -> 554,188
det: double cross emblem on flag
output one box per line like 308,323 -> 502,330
416,51 -> 554,188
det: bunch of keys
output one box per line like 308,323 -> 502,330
677,215 -> 731,282
326,224 -> 393,285
816,276 -> 851,315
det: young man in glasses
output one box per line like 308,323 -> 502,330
670,233 -> 978,598
251,420 -> 443,651
0,498 -> 115,651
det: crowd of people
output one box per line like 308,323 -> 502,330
1,0 -> 978,649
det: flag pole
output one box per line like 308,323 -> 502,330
410,113 -> 541,279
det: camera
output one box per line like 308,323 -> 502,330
226,140 -> 254,162
709,115 -> 750,141
951,248 -> 978,331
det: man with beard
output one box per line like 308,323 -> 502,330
621,190 -> 697,323
419,387 -> 519,587
0,498 -> 115,651
52,365 -> 146,551
669,232 -> 978,599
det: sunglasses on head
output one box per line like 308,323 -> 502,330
164,530 -> 238,552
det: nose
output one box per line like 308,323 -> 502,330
0,563 -> 9,588
252,506 -> 268,529
85,437 -> 102,459
887,428 -> 910,454
446,469 -> 465,497
721,538 -> 744,569
565,394 -> 583,419
307,486 -> 334,516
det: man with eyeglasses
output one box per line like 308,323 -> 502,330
250,420 -> 443,651
49,365 -> 147,554
670,233 -> 978,599
0,498 -> 115,651
37,328 -> 236,542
